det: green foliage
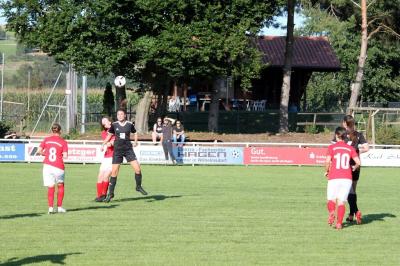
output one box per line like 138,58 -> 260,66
304,124 -> 320,134
0,120 -> 12,138
376,125 -> 400,145
1,0 -> 281,91
300,1 -> 400,111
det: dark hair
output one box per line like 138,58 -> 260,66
116,108 -> 126,114
343,115 -> 358,145
335,126 -> 347,140
51,123 -> 62,133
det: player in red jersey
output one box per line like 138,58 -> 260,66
95,117 -> 115,202
325,127 -> 360,229
37,123 -> 68,214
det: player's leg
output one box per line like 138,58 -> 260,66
126,149 -> 148,195
336,179 -> 352,229
43,165 -> 55,214
55,168 -> 66,213
95,169 -> 103,200
96,158 -> 112,202
347,169 -> 360,222
326,180 -> 337,226
104,163 -> 120,202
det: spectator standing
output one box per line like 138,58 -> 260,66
160,117 -> 177,164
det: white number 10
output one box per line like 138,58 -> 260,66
334,153 -> 350,169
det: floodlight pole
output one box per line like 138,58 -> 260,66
0,53 -> 4,121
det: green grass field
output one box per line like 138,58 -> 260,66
0,163 -> 399,265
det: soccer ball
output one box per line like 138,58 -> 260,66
114,76 -> 126,87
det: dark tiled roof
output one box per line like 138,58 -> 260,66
256,36 -> 341,71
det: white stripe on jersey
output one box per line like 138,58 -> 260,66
333,146 -> 351,152
46,141 -> 63,147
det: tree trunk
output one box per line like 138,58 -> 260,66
135,90 -> 153,134
348,0 -> 368,113
279,0 -> 295,133
208,80 -> 221,132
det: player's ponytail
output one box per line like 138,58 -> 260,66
51,123 -> 62,134
335,126 -> 347,140
343,115 -> 358,146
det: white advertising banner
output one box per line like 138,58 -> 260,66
360,149 -> 400,167
135,145 -> 244,165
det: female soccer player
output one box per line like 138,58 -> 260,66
37,123 -> 68,214
342,115 -> 369,224
95,117 -> 114,202
325,127 -> 361,229
102,109 -> 147,202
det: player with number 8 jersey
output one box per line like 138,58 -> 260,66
38,123 -> 68,214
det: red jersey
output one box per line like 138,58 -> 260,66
101,130 -> 115,158
327,141 -> 358,180
39,135 -> 68,170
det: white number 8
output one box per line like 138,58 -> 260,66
49,147 -> 57,162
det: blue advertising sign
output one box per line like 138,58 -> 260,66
0,143 -> 25,161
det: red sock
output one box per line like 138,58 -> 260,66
102,181 -> 109,196
327,200 -> 336,213
337,204 -> 346,225
57,183 -> 65,207
48,187 -> 55,207
96,182 -> 102,197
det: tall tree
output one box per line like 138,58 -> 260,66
279,0 -> 296,133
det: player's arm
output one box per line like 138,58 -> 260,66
352,156 -> 361,171
63,143 -> 68,159
37,147 -> 45,156
358,133 -> 369,153
324,155 -> 332,177
133,132 -> 138,147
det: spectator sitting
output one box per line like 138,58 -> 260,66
152,117 -> 163,144
173,120 -> 185,146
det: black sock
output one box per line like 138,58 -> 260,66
108,176 -> 117,195
348,193 -> 358,215
135,173 -> 142,188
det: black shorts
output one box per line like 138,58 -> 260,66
112,148 -> 137,164
352,168 -> 360,181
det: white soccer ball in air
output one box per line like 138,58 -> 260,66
114,76 -> 126,87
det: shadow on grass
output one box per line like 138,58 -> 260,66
0,252 -> 82,265
345,213 -> 396,227
67,204 -> 119,212
0,213 -> 43,220
0,205 -> 119,219
114,194 -> 183,203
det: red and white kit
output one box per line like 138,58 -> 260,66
326,141 -> 358,202
39,135 -> 68,186
100,130 -> 114,171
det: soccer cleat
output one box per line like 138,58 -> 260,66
355,211 -> 362,225
95,195 -> 106,202
136,186 -> 148,195
335,223 -> 343,230
48,207 -> 54,214
328,212 -> 335,226
57,207 -> 67,213
346,214 -> 354,222
103,193 -> 114,203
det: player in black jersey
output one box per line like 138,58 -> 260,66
332,115 -> 369,224
101,109 -> 147,202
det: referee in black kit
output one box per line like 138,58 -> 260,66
102,109 -> 147,202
